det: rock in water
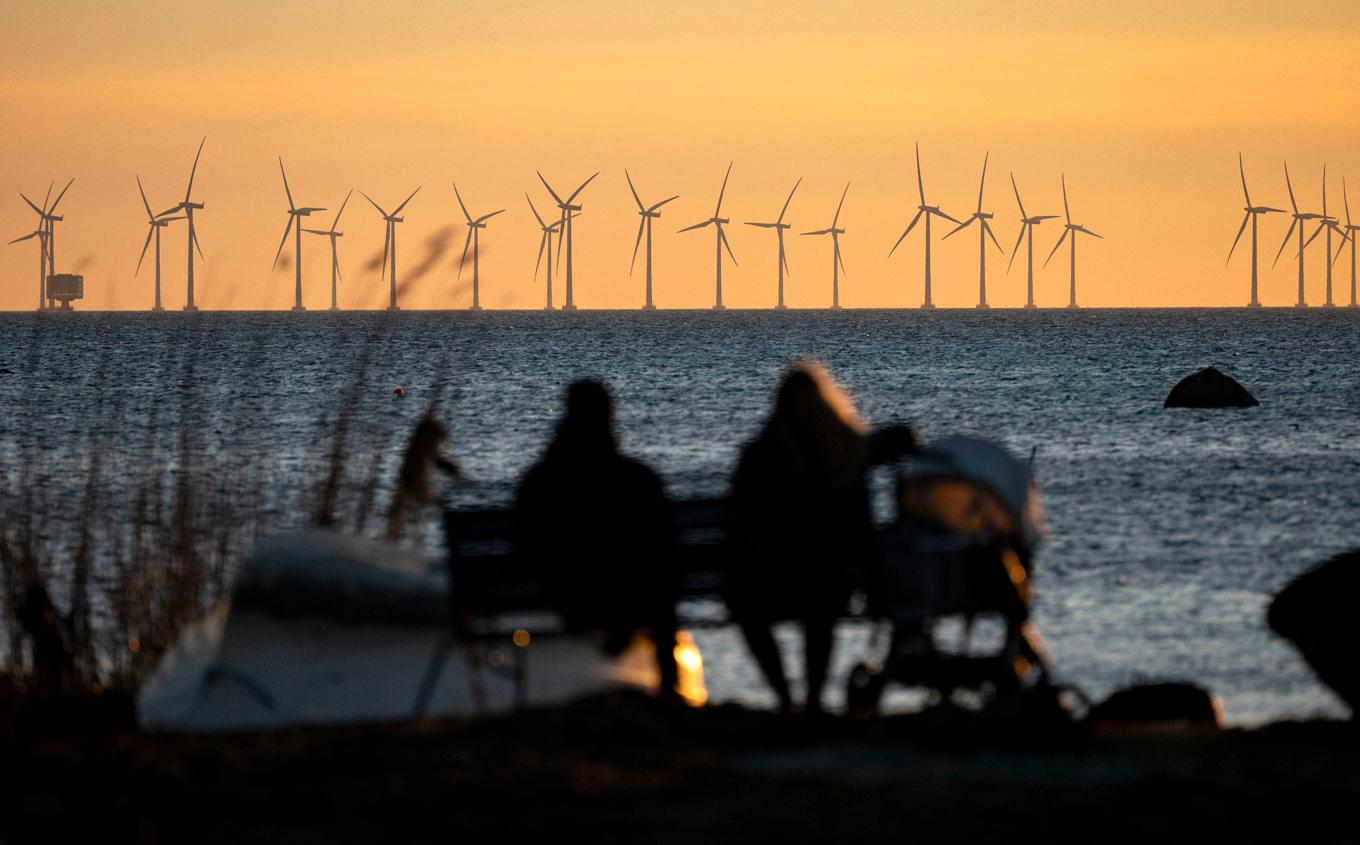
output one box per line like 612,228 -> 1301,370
1164,367 -> 1258,408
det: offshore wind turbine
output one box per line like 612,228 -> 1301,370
10,183 -> 54,310
302,190 -> 352,311
1226,153 -> 1284,308
537,171 -> 597,311
271,158 -> 326,311
679,162 -> 737,311
158,138 -> 206,311
801,182 -> 850,310
135,176 -> 185,312
526,193 -> 563,310
454,183 -> 505,311
1006,174 -> 1058,309
1272,162 -> 1326,308
18,179 -> 75,309
1299,166 -> 1348,307
889,144 -> 960,309
1043,175 -> 1102,308
625,170 -> 678,310
943,153 -> 1003,309
361,187 -> 420,310
1335,179 -> 1359,308
745,177 -> 801,309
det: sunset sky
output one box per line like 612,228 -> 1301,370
2,1 -> 1358,310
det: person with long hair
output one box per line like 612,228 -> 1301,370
727,360 -> 913,713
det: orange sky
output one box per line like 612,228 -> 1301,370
2,1 -> 1359,310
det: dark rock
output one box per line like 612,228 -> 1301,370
1164,366 -> 1258,408
1269,551 -> 1360,715
1090,682 -> 1222,729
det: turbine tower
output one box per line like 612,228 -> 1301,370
745,177 -> 801,309
361,187 -> 420,311
302,190 -> 352,311
1335,179 -> 1359,309
679,162 -> 737,311
537,171 -> 597,311
136,176 -> 184,312
801,182 -> 850,310
889,144 -> 960,309
1006,173 -> 1057,309
1043,175 -> 1102,308
1299,166 -> 1347,307
1226,153 -> 1284,308
943,153 -> 1003,309
625,170 -> 678,310
526,193 -> 563,310
157,139 -> 206,311
1272,162 -> 1325,308
454,183 -> 505,311
272,158 -> 326,312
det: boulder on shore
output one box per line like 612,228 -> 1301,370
1269,551 -> 1360,715
1164,367 -> 1258,408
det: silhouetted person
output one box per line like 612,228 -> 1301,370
727,360 -> 914,713
1269,551 -> 1360,717
516,380 -> 679,693
386,413 -> 461,542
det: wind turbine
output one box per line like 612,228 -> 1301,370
1043,175 -> 1102,309
158,138 -> 206,311
537,171 -> 597,311
271,158 -> 326,311
135,176 -> 184,312
302,190 -> 352,311
679,162 -> 737,311
889,144 -> 960,309
625,170 -> 678,310
361,187 -> 420,310
943,153 -> 1003,309
1226,153 -> 1284,308
526,193 -> 563,310
801,182 -> 850,309
10,183 -> 53,310
1272,162 -> 1326,308
1299,166 -> 1348,307
1335,179 -> 1359,309
745,177 -> 801,309
454,183 -> 505,311
1006,174 -> 1058,309
19,179 -> 74,309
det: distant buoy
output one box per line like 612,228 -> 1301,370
393,387 -> 405,397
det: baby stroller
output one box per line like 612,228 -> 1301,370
847,436 -> 1053,717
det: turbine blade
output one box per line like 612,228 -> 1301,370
1226,213 -> 1250,265
715,162 -> 733,217
1006,223 -> 1026,273
537,172 -> 564,205
976,152 -> 988,214
942,217 -> 973,240
984,219 -> 1003,252
915,142 -> 925,205
157,204 -> 183,218
781,239 -> 791,277
745,222 -> 776,228
836,237 -> 846,275
8,232 -> 39,244
1331,234 -> 1347,268
525,193 -> 547,229
135,225 -> 155,276
630,219 -> 645,275
1081,227 -> 1103,239
1301,222 -> 1325,253
833,181 -> 850,227
1010,172 -> 1027,220
1239,152 -> 1252,207
192,227 -> 205,261
933,208 -> 963,226
20,193 -> 44,216
279,157 -> 296,210
534,231 -> 547,281
331,189 -> 352,230
393,186 -> 420,215
185,137 -> 205,202
802,228 -> 832,236
41,181 -> 53,213
1272,220 -> 1298,267
271,216 -> 294,270
453,182 -> 473,223
890,210 -> 924,256
566,172 -> 598,205
648,195 -> 679,213
360,190 -> 388,217
625,169 -> 644,212
1061,174 -> 1071,224
719,225 -> 737,266
380,224 -> 391,285
457,228 -> 472,281
678,220 -> 712,233
1345,177 -> 1352,228
137,176 -> 154,220
1043,229 -> 1068,268
778,177 -> 802,224
475,209 -> 506,224
48,178 -> 75,215
1284,162 -> 1298,214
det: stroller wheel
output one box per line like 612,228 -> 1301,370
846,662 -> 886,719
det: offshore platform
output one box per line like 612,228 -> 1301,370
46,273 -> 85,310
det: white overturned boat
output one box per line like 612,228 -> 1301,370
138,529 -> 706,732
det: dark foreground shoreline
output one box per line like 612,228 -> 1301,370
2,693 -> 1357,843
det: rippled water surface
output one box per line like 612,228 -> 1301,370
2,308 -> 1357,723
